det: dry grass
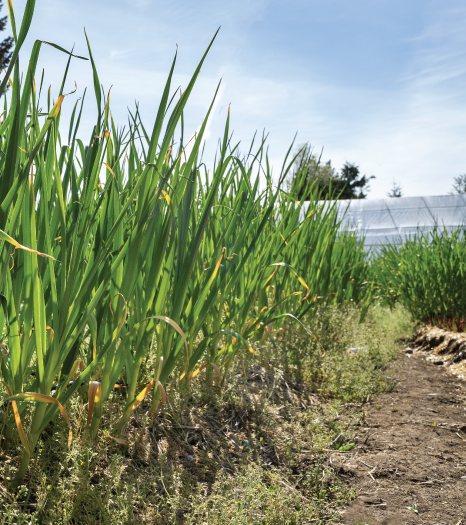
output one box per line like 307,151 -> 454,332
0,303 -> 414,524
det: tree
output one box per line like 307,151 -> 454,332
450,174 -> 466,195
387,179 -> 403,198
287,144 -> 337,198
336,162 -> 374,199
288,144 -> 374,200
0,1 -> 13,71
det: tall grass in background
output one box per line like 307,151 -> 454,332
370,227 -> 466,324
0,0 -> 369,483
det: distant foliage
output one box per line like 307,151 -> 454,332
451,174 -> 466,195
338,162 -> 374,199
289,144 -> 374,200
0,0 -> 13,71
387,179 -> 403,198
370,228 -> 466,321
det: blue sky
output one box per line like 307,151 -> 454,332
7,0 -> 466,198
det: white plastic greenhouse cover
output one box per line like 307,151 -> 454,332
306,195 -> 466,251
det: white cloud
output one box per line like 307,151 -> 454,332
5,0 -> 466,199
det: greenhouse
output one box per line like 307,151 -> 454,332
316,195 -> 466,251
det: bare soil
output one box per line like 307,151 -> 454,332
337,347 -> 466,524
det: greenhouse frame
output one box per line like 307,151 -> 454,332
314,195 -> 466,251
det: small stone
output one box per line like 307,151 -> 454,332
360,496 -> 385,505
405,348 -> 413,354
186,455 -> 195,462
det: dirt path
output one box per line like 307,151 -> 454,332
336,349 -> 466,524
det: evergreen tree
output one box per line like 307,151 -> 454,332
336,162 -> 374,199
387,179 -> 403,198
0,1 -> 13,72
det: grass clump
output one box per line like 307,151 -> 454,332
277,303 -> 415,403
370,226 -> 466,324
182,462 -> 345,525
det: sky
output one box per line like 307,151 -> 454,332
5,0 -> 466,198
